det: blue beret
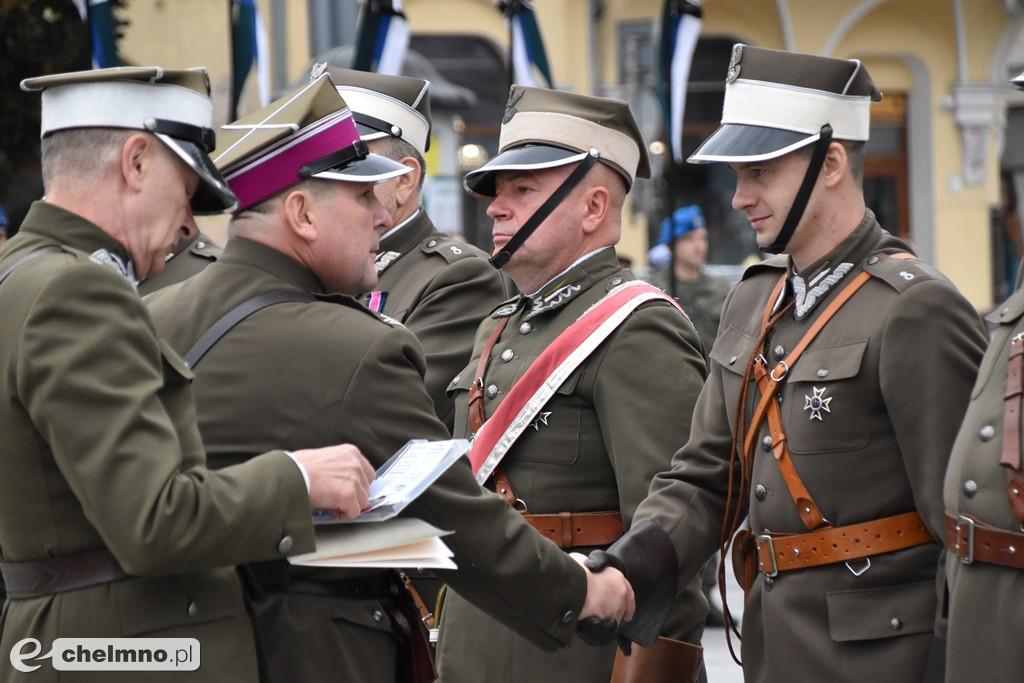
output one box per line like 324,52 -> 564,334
658,205 -> 705,245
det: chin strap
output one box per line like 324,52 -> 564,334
489,149 -> 600,269
761,124 -> 833,255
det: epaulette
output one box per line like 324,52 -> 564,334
862,250 -> 946,294
314,291 -> 407,328
489,295 -> 521,318
420,235 -> 487,265
187,236 -> 222,261
740,254 -> 787,281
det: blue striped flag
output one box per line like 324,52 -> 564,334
71,0 -> 119,68
502,0 -> 553,89
231,0 -> 271,118
658,0 -> 702,163
353,0 -> 410,76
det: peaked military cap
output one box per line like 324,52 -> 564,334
213,74 -> 411,214
689,44 -> 882,164
325,66 -> 432,155
21,66 -> 237,214
464,85 -> 651,197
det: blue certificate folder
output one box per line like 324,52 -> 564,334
312,438 -> 470,524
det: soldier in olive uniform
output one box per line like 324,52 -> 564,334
600,45 -> 987,681
435,86 -> 709,683
329,67 -> 511,431
944,69 -> 1024,681
138,219 -> 222,295
145,75 -> 637,683
0,67 -> 377,683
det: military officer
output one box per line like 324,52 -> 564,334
650,204 -> 732,351
943,69 -> 1024,681
328,66 -> 511,431
599,45 -> 988,681
137,217 -> 222,294
434,86 -> 710,683
0,66 -> 378,683
144,75 -> 637,683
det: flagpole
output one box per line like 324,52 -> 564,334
505,1 -> 515,91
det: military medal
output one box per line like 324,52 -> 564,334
803,386 -> 832,420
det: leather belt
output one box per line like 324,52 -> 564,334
945,512 -> 1024,569
522,511 -> 624,549
1,548 -> 130,599
754,510 -> 934,577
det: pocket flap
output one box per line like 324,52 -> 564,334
827,580 -> 936,642
118,570 -> 238,636
709,325 -> 758,376
788,339 -> 868,383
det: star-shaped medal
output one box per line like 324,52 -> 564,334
803,387 -> 832,421
531,412 -> 552,431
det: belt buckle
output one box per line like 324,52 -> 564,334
956,514 -> 975,564
755,533 -> 778,577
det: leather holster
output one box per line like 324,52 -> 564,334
611,635 -> 703,683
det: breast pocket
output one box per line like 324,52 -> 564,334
783,340 -> 870,454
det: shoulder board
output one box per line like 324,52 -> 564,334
187,237 -> 222,261
313,292 -> 406,328
740,254 -> 787,281
863,251 -> 944,293
490,295 -> 521,318
420,235 -> 489,264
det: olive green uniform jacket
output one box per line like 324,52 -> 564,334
145,237 -> 586,683
633,213 -> 987,682
0,202 -> 314,683
944,266 -> 1024,680
651,269 -> 732,351
137,231 -> 221,295
436,248 -> 710,683
367,209 -> 510,430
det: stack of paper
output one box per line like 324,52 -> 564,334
290,517 -> 455,569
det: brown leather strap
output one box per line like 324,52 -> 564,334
1003,322 -> 1024,524
491,467 -> 522,509
400,571 -> 437,631
2,548 -> 130,599
945,512 -> 1024,569
467,317 -> 510,433
611,635 -> 703,683
522,511 -> 624,549
754,510 -> 933,576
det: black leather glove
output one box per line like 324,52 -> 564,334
575,520 -> 678,654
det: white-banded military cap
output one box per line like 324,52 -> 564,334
689,44 -> 882,164
464,85 -> 651,198
213,74 -> 412,214
20,66 -> 237,214
325,66 -> 432,156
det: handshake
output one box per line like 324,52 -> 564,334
573,521 -> 678,654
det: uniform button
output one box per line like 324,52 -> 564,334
979,425 -> 996,442
500,349 -> 514,362
196,241 -> 207,249
373,609 -> 385,623
278,536 -> 294,554
773,345 -> 785,360
816,368 -> 829,378
963,480 -> 978,498
763,576 -> 774,591
187,601 -> 198,617
890,616 -> 903,631
728,356 -> 738,365
486,384 -> 498,399
519,322 -> 533,335
427,239 -> 438,248
754,485 -> 767,501
452,375 -> 461,385
611,277 -> 623,286
761,435 -> 773,452
867,256 -> 879,265
560,610 -> 574,624
1002,307 -> 1011,316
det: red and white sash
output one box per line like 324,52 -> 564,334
469,280 -> 686,483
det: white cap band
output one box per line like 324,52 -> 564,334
336,86 -> 430,155
722,79 -> 871,141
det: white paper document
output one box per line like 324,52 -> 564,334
289,517 -> 456,569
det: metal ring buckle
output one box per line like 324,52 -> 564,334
956,515 -> 975,564
770,361 -> 789,382
755,534 -> 779,577
845,558 -> 871,576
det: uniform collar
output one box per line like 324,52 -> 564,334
218,236 -> 324,293
520,247 -> 623,320
379,208 -> 429,255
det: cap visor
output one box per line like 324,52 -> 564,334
464,145 -> 589,197
312,152 -> 411,184
687,124 -> 817,164
159,134 -> 239,214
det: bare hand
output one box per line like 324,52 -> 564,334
292,444 -> 375,519
571,552 -> 636,622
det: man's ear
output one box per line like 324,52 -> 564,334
580,185 -> 611,235
120,133 -> 153,193
822,141 -> 849,189
393,157 -> 421,206
282,187 -> 320,243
